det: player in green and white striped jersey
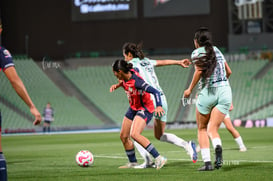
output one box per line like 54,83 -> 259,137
184,27 -> 232,171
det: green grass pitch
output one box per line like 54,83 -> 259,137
3,127 -> 273,181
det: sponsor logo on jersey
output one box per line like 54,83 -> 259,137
3,49 -> 12,58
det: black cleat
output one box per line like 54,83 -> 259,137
214,145 -> 223,169
198,161 -> 213,171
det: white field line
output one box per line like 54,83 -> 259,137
94,154 -> 273,164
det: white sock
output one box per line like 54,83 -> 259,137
212,138 -> 222,149
201,148 -> 211,162
160,133 -> 188,150
235,136 -> 245,148
134,141 -> 150,163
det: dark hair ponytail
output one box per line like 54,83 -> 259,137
122,42 -> 145,60
112,59 -> 133,73
193,27 -> 217,79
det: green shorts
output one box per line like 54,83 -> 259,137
152,93 -> 168,122
196,86 -> 232,115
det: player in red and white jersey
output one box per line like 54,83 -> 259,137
110,59 -> 167,169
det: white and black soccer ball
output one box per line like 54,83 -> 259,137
75,150 -> 94,167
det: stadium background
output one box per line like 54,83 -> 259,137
0,0 -> 272,134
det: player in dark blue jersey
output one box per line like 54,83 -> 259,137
0,21 -> 41,181
110,59 -> 167,169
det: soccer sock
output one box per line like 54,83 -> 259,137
125,149 -> 137,163
134,141 -> 150,163
145,143 -> 160,159
0,153 -> 7,181
212,138 -> 222,149
201,148 -> 211,162
43,127 -> 46,133
160,133 -> 188,150
235,136 -> 245,148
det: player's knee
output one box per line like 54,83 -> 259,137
207,127 -> 214,135
198,122 -> 207,131
130,131 -> 140,141
158,134 -> 166,141
226,126 -> 233,133
119,133 -> 129,143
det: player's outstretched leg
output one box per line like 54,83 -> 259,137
159,132 -> 197,162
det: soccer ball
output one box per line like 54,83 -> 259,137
75,150 -> 94,167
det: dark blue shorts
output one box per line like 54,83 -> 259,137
44,120 -> 52,124
125,107 -> 153,124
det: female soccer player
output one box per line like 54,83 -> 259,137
119,42 -> 197,168
220,57 -> 247,152
42,102 -> 54,133
110,59 -> 167,169
0,20 -> 41,181
224,104 -> 247,152
183,27 -> 232,171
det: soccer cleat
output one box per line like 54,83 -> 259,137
134,161 -> 156,169
155,155 -> 167,170
134,154 -> 155,169
214,145 -> 223,169
187,141 -> 198,163
239,146 -> 247,152
198,162 -> 214,171
118,162 -> 138,169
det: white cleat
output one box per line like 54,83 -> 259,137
155,155 -> 167,170
134,161 -> 156,169
118,162 -> 138,169
134,155 -> 155,169
239,146 -> 247,152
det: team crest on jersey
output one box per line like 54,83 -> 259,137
3,49 -> 12,58
138,110 -> 145,116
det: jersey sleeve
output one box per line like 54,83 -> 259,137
0,47 -> 15,70
134,76 -> 162,107
191,49 -> 198,60
191,48 -> 208,64
149,59 -> 157,67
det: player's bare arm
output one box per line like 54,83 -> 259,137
4,66 -> 41,125
183,65 -> 202,98
155,59 -> 191,68
110,80 -> 123,92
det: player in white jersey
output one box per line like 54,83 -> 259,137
121,42 -> 197,168
183,27 -> 232,171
